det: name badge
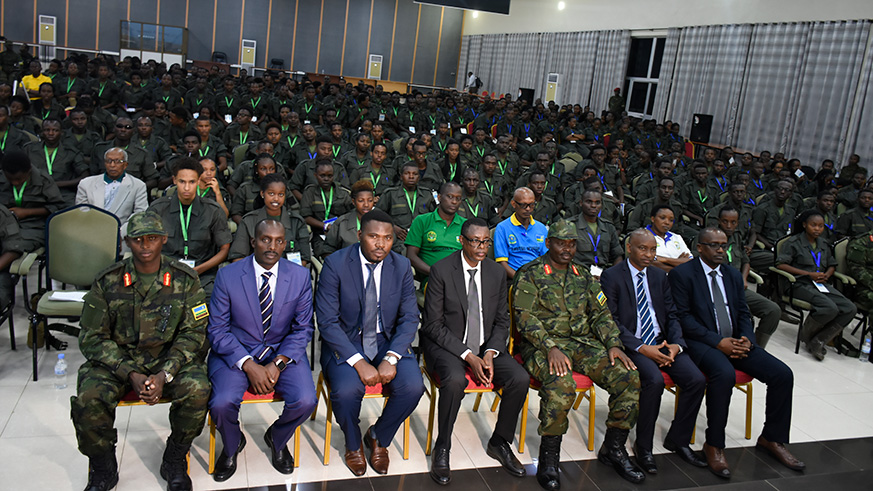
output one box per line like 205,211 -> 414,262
126,106 -> 136,113
192,112 -> 199,119
460,128 -> 467,134
323,216 -> 338,231
252,115 -> 258,123
813,282 -> 830,293
525,137 -> 533,143
432,190 -> 440,204
430,129 -> 437,135
286,252 -> 303,265
180,258 -> 196,269
590,265 -> 603,277
304,119 -> 311,125
224,114 -> 233,123
378,113 -> 385,121
408,126 -> 416,134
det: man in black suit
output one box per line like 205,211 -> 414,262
601,230 -> 707,475
421,217 -> 529,485
668,227 -> 805,478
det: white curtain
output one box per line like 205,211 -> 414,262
664,24 -> 753,146
843,25 -> 873,169
651,28 -> 680,122
589,30 -> 632,112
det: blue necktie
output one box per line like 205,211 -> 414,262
636,271 -> 657,345
259,271 -> 273,335
363,263 -> 379,360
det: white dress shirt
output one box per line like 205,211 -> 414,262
235,256 -> 281,369
458,255 -> 499,360
700,258 -> 732,329
627,262 -> 661,349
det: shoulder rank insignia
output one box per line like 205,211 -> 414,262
571,264 -> 580,276
123,273 -> 132,287
163,272 -> 172,286
543,264 -> 552,275
596,291 -> 607,306
191,303 -> 209,320
869,235 -> 873,242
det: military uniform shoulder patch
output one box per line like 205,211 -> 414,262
123,273 -> 132,287
596,291 -> 607,306
163,272 -> 172,286
571,264 -> 580,276
543,263 -> 552,275
192,303 -> 209,320
869,235 -> 873,242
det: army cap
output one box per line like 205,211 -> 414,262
548,220 -> 579,240
127,211 -> 168,238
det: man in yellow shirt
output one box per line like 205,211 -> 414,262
20,60 -> 51,101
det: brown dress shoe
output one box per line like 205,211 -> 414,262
756,436 -> 806,471
344,444 -> 367,476
364,426 -> 390,474
703,443 -> 731,479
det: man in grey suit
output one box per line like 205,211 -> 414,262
76,147 -> 148,238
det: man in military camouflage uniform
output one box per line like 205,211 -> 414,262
71,211 -> 211,491
512,220 -> 643,490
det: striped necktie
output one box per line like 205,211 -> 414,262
259,271 -> 273,335
636,271 -> 657,345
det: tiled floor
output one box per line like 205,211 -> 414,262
2,270 -> 873,490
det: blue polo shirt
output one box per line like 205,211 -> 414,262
494,213 -> 548,271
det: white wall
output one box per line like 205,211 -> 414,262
463,0 -> 873,35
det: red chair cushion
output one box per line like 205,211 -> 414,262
661,371 -> 675,387
734,369 -> 753,384
243,390 -> 282,402
513,353 -> 594,390
429,366 -> 495,390
120,390 -> 141,403
365,383 -> 385,395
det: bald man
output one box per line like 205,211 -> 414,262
494,187 -> 548,279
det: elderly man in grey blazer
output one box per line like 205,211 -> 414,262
76,147 -> 148,238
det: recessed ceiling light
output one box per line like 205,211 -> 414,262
472,11 -> 479,18
558,1 -> 566,10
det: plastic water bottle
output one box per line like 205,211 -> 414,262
860,336 -> 871,363
54,353 -> 68,389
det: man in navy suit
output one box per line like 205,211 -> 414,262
207,219 -> 317,481
316,209 -> 424,476
669,227 -> 805,478
601,230 -> 706,475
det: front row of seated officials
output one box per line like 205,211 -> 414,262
71,209 -> 805,491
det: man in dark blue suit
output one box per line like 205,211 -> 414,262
316,209 -> 424,476
669,227 -> 805,478
601,229 -> 707,475
207,219 -> 317,481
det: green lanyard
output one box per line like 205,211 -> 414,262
482,179 -> 493,196
476,146 -> 485,158
224,96 -> 234,108
0,130 -> 8,152
179,204 -> 193,257
370,171 -> 381,188
332,145 -> 341,158
12,182 -> 25,207
697,189 -> 708,203
466,198 -> 479,217
320,187 -> 334,220
726,244 -> 733,264
98,82 -> 107,98
162,93 -> 170,103
43,145 -> 58,175
41,108 -> 50,120
197,186 -> 209,197
66,77 -> 76,94
198,146 -> 210,157
356,158 -> 366,167
497,159 -> 507,175
437,140 -> 447,153
304,103 -> 313,115
250,97 -> 261,109
196,97 -> 203,107
281,124 -> 289,132
356,217 -> 361,231
404,189 -> 417,213
287,135 -> 298,148
239,131 -> 249,145
448,162 -> 457,181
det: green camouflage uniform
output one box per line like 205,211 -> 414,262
847,233 -> 873,311
70,212 -> 211,457
512,221 -> 639,436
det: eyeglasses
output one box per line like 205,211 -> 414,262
514,201 -> 536,209
699,242 -> 729,251
105,158 -> 127,165
115,124 -> 133,129
462,236 -> 493,248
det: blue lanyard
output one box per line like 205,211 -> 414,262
810,250 -> 821,271
586,230 -> 601,264
753,178 -> 764,190
715,177 -> 726,192
647,225 -> 672,243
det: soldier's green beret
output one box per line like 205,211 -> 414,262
547,220 -> 579,240
127,211 -> 167,238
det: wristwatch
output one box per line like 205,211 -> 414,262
383,354 -> 399,366
163,371 -> 174,384
274,358 -> 288,372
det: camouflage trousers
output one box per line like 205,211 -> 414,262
524,344 -> 640,436
70,360 -> 210,457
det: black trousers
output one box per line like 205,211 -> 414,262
688,341 -> 793,448
626,348 -> 705,451
423,340 -> 530,451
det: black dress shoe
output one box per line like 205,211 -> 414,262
429,447 -> 451,485
487,440 -> 526,477
634,444 -> 658,475
664,439 -> 708,468
264,425 -> 294,474
213,434 -> 246,482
